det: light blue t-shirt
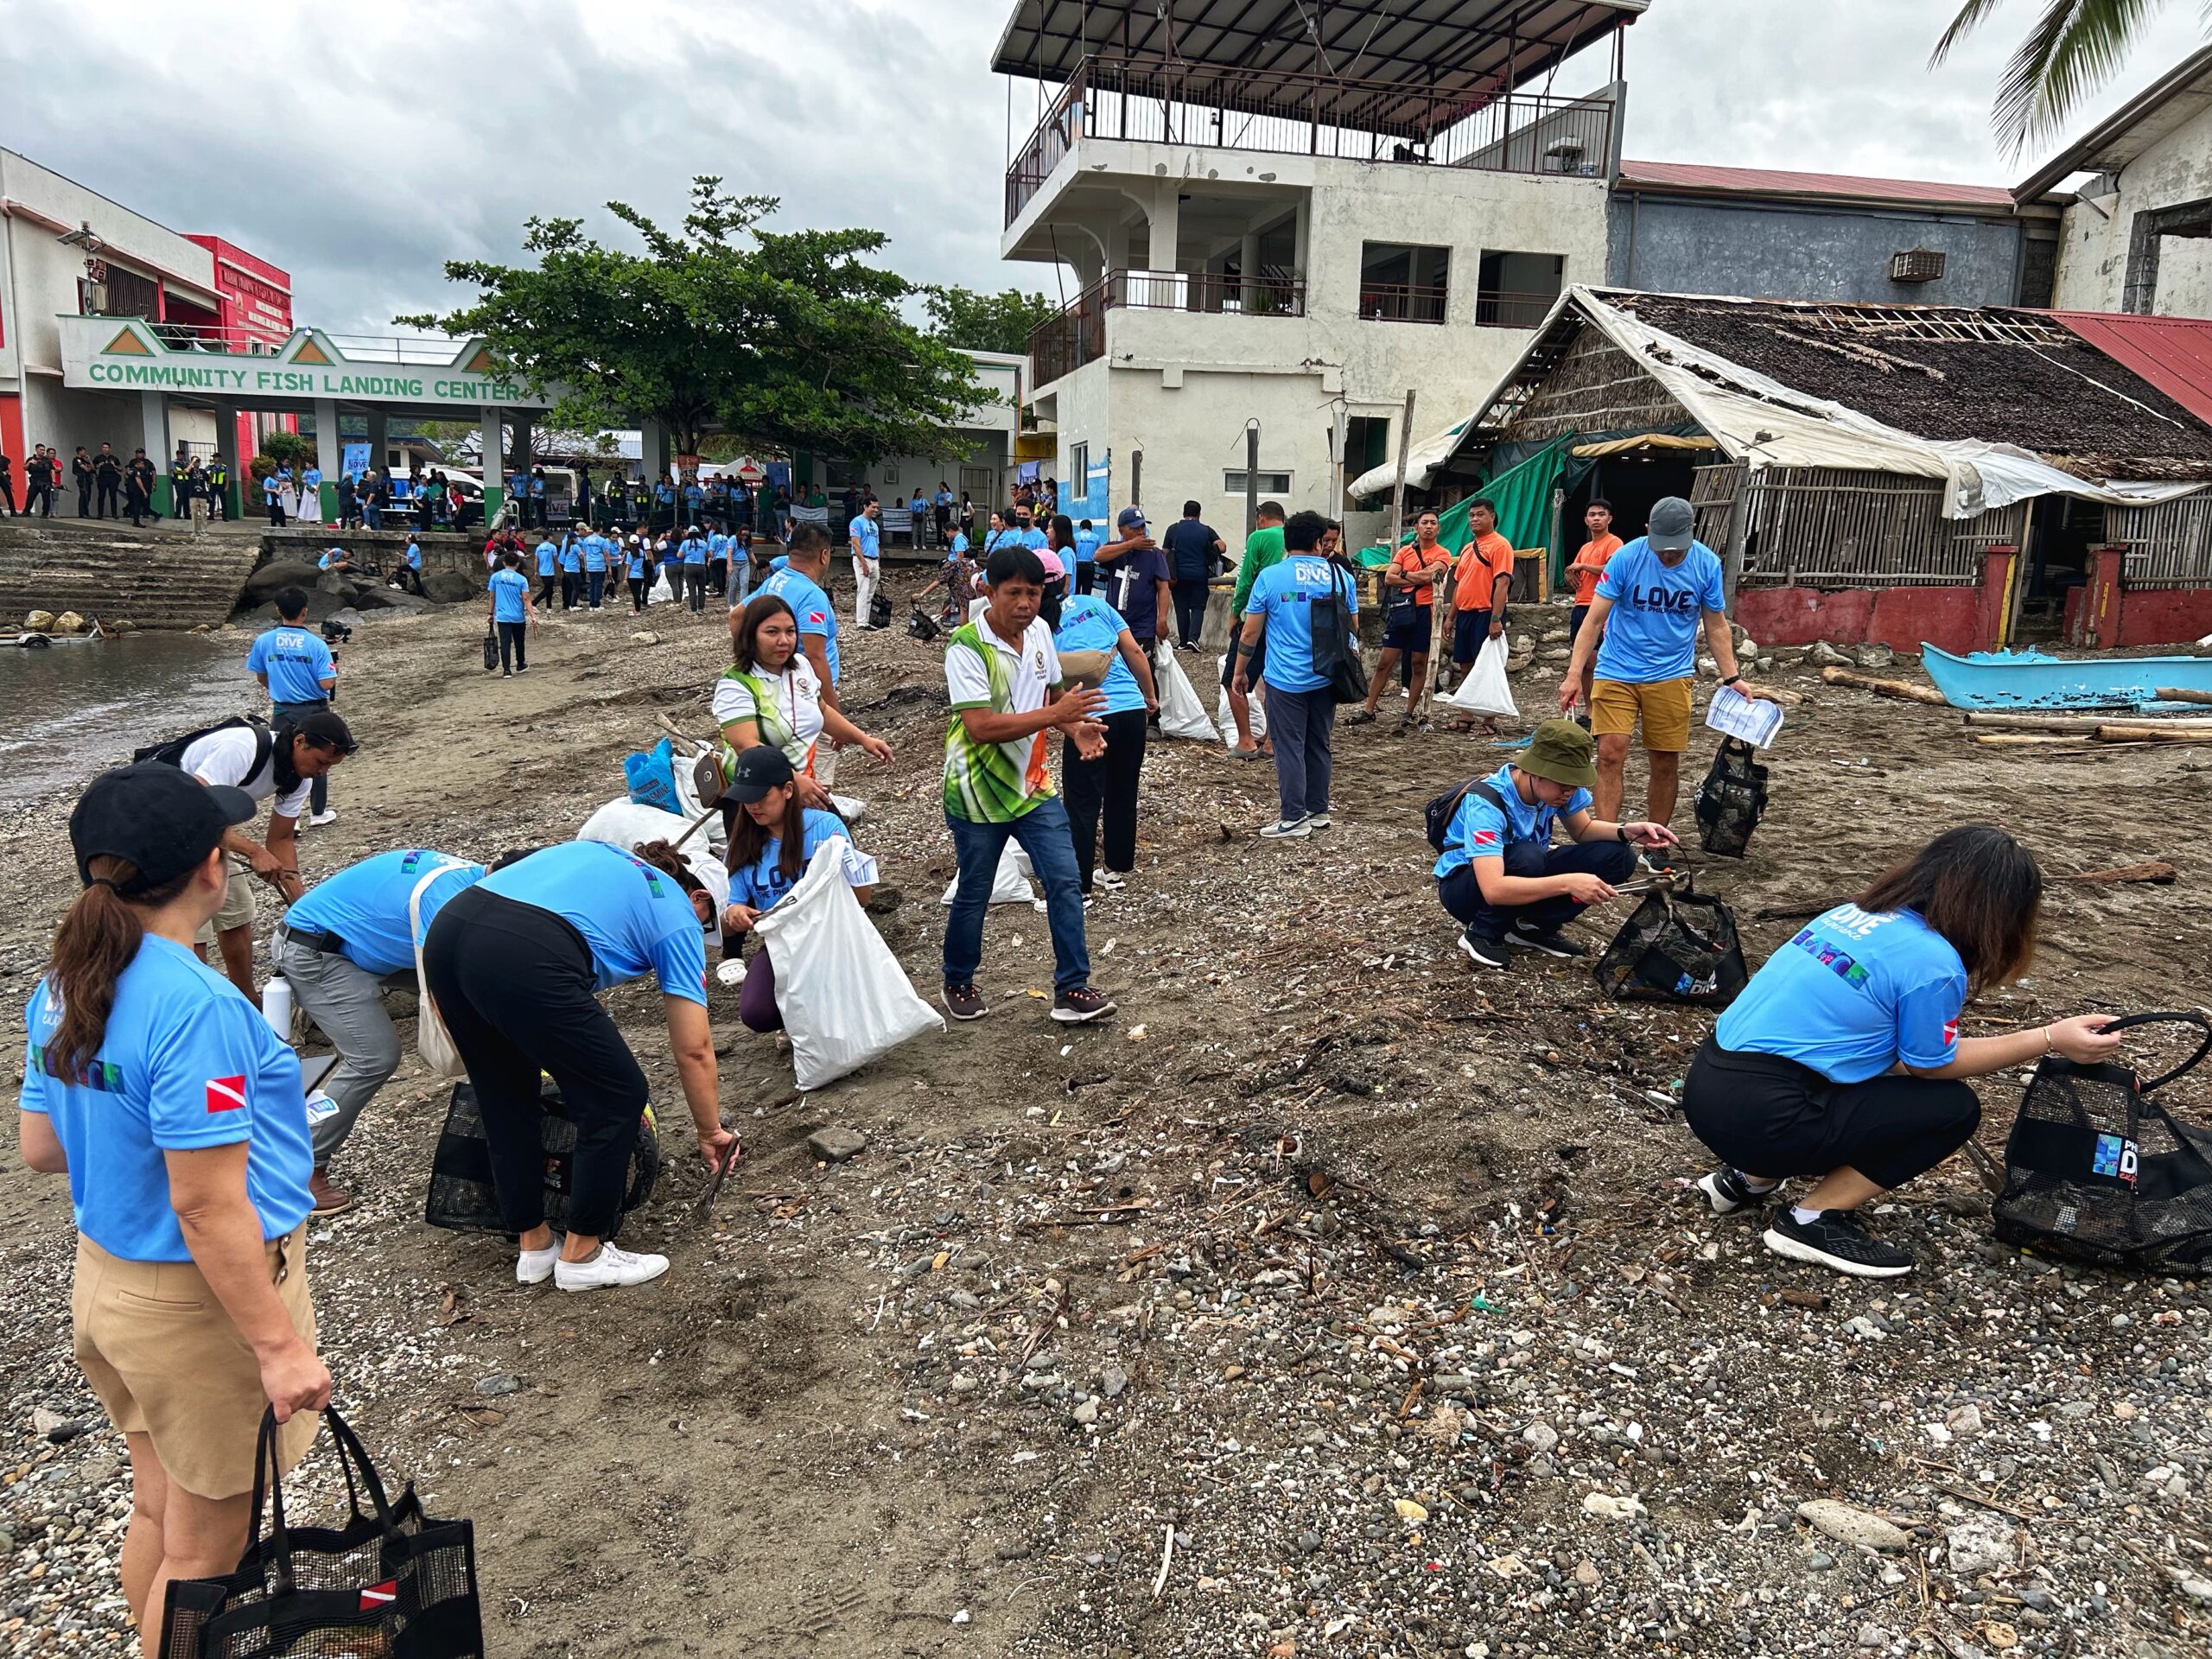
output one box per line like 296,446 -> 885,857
478,841 -> 709,1005
1593,537 -> 1726,684
628,548 -> 647,580
535,539 -> 558,576
20,937 -> 311,1262
1715,904 -> 1967,1084
558,540 -> 582,573
851,515 -> 881,561
1020,528 -> 1048,551
757,566 -> 840,680
728,808 -> 857,912
1073,529 -> 1100,566
682,537 -> 707,566
405,541 -> 423,569
708,531 -> 729,563
249,625 -> 334,704
1245,553 -> 1357,694
283,849 -> 486,976
582,535 -> 608,573
1433,764 -> 1592,880
317,550 -> 345,569
950,531 -> 970,557
489,568 -> 531,622
1054,594 -> 1145,716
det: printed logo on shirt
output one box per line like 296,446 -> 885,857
1942,1017 -> 1959,1048
359,1580 -> 397,1611
1788,928 -> 1872,989
1469,829 -> 1499,848
2091,1133 -> 2139,1184
806,610 -> 827,626
206,1075 -> 248,1114
31,1046 -> 123,1091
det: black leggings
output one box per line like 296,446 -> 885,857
422,887 -> 648,1238
1061,707 -> 1147,890
1683,1038 -> 1981,1193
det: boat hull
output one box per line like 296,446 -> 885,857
1920,644 -> 2212,710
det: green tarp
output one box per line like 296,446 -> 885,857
1358,435 -> 1571,569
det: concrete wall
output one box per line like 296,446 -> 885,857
1737,583 -> 1984,655
2052,96 -> 2212,314
1610,194 -> 2027,305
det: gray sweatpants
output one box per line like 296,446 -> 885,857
272,931 -> 403,1165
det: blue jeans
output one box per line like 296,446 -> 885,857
364,503 -> 382,530
587,569 -> 606,608
271,697 -> 332,815
944,798 -> 1090,994
1439,838 -> 1637,938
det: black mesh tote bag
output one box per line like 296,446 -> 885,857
1694,737 -> 1770,858
159,1407 -> 483,1658
1592,874 -> 1749,1007
424,1077 -> 661,1234
1993,1010 -> 2212,1273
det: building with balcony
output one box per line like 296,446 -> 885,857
995,0 -> 1636,533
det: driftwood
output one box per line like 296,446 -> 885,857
2094,723 -> 2212,742
2154,687 -> 2212,706
1969,733 -> 2094,747
1755,861 -> 2178,921
1818,665 -> 1948,705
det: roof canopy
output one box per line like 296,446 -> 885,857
1617,159 -> 2018,213
2014,43 -> 2212,200
992,0 -> 1643,132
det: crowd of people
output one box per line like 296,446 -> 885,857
11,472 -> 2156,1643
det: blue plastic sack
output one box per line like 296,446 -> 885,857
624,737 -> 681,813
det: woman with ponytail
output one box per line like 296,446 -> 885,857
18,763 -> 327,1634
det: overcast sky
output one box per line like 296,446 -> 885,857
3,0 -> 2207,337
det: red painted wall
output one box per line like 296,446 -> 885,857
1736,583 -> 1984,655
0,394 -> 23,481
2111,588 -> 2212,648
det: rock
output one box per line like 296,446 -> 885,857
1298,1530 -> 1323,1555
110,618 -> 137,632
241,561 -> 323,606
1071,1399 -> 1099,1426
1580,1492 -> 1646,1521
807,1127 -> 868,1164
1853,642 -> 1895,670
948,1373 -> 976,1395
51,611 -> 86,634
1521,1421 -> 1560,1454
1946,1403 -> 1985,1438
420,571 -> 479,604
1945,1511 -> 2018,1577
245,588 -> 345,626
1100,1365 -> 1128,1400
631,631 -> 661,645
1573,1560 -> 1599,1586
1393,1497 -> 1428,1524
1809,1552 -> 1836,1571
22,610 -> 54,632
1809,640 -> 1852,667
473,1373 -> 524,1397
2174,1572 -> 2212,1604
1796,1499 -> 1910,1553
30,1408 -> 81,1444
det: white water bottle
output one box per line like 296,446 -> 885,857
261,976 -> 295,1041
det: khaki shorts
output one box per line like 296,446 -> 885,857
192,853 -> 257,946
72,1225 -> 318,1499
1591,677 -> 1694,753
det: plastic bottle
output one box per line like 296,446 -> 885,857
261,976 -> 295,1041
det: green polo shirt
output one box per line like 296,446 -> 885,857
1230,524 -> 1286,616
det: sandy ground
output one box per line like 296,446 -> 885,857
3,580 -> 2211,1659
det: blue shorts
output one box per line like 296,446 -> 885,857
1451,608 -> 1494,665
1382,604 -> 1434,655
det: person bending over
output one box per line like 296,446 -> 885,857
1433,718 -> 1675,970
1684,824 -> 2123,1278
716,746 -> 879,1034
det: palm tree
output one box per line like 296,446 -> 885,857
1934,0 -> 2184,156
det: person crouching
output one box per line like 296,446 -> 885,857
1433,718 -> 1676,969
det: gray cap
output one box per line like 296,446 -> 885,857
1647,496 -> 1695,553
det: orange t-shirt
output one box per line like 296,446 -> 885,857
1390,539 -> 1451,607
1569,531 -> 1624,605
1453,531 -> 1515,613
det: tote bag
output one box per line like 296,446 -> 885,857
409,865 -> 469,1082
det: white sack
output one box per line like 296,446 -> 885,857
940,842 -> 1035,906
576,798 -> 730,913
1152,642 -> 1216,741
1442,632 -> 1517,719
1216,653 -> 1268,742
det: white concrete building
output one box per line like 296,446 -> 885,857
992,0 -> 1639,535
855,350 -> 1025,532
2019,45 -> 2212,315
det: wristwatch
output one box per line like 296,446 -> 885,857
1617,825 -> 1630,844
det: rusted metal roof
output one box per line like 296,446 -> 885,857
1616,160 -> 2018,210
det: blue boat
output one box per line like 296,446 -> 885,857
1920,644 -> 2212,710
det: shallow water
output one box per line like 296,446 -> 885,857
0,633 -> 255,807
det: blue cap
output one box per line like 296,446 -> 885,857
1117,506 -> 1147,531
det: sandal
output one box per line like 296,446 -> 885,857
1342,708 -> 1376,725
1229,744 -> 1264,761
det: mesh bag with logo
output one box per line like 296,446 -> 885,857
1694,737 -> 1770,858
1592,875 -> 1749,1007
159,1407 -> 483,1658
423,1077 -> 661,1235
1993,1011 -> 2212,1273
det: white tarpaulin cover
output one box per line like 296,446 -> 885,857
1353,287 -> 2209,519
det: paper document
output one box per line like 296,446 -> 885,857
1705,688 -> 1783,748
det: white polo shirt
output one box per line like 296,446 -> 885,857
183,725 -> 312,820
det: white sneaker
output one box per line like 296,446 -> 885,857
307,810 -> 339,827
554,1242 -> 671,1292
516,1236 -> 563,1286
1097,871 -> 1128,893
1257,817 -> 1313,840
1305,814 -> 1332,830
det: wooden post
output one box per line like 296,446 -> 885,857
1722,464 -> 1751,613
1130,447 -> 1142,510
1245,423 -> 1260,538
1385,389 -> 1416,577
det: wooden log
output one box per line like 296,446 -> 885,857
2093,723 -> 2212,742
1745,682 -> 1806,707
1970,733 -> 2094,746
1818,665 -> 1948,705
1964,710 -> 2212,734
1754,861 -> 2178,921
2154,687 -> 2212,706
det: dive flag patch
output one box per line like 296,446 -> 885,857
1942,1018 -> 1960,1047
1469,830 -> 1499,848
206,1075 -> 248,1114
360,1580 -> 397,1610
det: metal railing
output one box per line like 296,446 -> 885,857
1358,283 -> 1449,324
1029,267 -> 1308,386
1474,289 -> 1562,329
1006,54 -> 1615,225
92,315 -> 474,364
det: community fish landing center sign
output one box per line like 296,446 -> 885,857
57,317 -> 559,410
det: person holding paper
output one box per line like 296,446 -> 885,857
1556,496 -> 1751,855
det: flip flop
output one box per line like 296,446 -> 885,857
1229,745 -> 1264,761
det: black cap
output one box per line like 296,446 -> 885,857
285,709 -> 359,754
70,762 -> 257,892
723,744 -> 794,804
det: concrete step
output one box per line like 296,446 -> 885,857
0,522 -> 261,628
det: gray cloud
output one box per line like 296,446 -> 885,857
2,0 -> 2207,338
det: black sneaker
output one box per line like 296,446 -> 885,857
943,983 -> 988,1022
1508,922 -> 1586,959
1052,987 -> 1117,1023
1456,930 -> 1510,970
1697,1166 -> 1780,1217
1763,1210 -> 1915,1278
1640,847 -> 1680,876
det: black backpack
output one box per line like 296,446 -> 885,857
1424,778 -> 1507,852
136,715 -> 272,776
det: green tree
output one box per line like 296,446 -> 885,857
925,284 -> 1060,356
1934,0 -> 2186,155
398,179 -> 983,465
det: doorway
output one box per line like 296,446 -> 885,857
2016,495 -> 2101,639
